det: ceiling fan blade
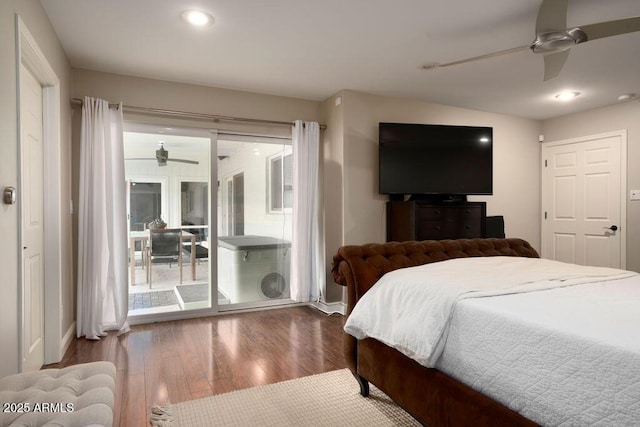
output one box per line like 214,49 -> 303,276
124,157 -> 199,165
579,17 -> 640,42
427,45 -> 529,69
543,50 -> 570,81
536,0 -> 568,34
167,158 -> 200,165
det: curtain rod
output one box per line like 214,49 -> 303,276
70,98 -> 326,130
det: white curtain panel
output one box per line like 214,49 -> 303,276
77,96 -> 130,339
290,120 -> 324,302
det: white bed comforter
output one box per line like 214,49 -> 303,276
437,277 -> 640,426
343,256 -> 636,367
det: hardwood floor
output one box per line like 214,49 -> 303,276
46,306 -> 347,427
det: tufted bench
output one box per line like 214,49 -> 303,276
0,361 -> 116,427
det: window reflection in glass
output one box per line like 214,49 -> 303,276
181,181 -> 208,242
270,153 -> 293,212
130,182 -> 161,231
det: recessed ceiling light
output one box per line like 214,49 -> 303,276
181,10 -> 213,27
555,91 -> 580,101
617,93 -> 636,102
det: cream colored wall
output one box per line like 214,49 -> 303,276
72,69 -> 321,131
321,92 -> 346,303
336,90 -> 542,250
0,0 -> 72,376
542,101 -> 640,272
70,68 -> 323,298
1,2 -> 628,372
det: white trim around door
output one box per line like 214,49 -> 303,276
16,15 -> 63,368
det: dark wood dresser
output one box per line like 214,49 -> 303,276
386,200 -> 486,242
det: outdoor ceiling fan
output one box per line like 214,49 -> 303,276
422,0 -> 640,80
126,142 -> 199,167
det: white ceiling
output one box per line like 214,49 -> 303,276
41,0 -> 640,120
123,131 -> 248,159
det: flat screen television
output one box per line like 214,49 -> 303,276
379,122 -> 493,198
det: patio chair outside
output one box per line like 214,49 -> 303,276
147,228 -> 183,288
183,242 -> 209,264
181,225 -> 209,264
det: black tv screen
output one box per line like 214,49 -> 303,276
379,123 -> 493,196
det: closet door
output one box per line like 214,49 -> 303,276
542,131 -> 626,268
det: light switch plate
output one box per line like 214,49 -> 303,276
630,190 -> 640,201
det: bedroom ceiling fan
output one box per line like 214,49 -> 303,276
422,0 -> 640,80
126,142 -> 200,167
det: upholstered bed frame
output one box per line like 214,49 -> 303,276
332,238 -> 540,426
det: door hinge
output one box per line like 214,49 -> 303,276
544,211 -> 547,219
544,159 -> 547,167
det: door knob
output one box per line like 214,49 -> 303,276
603,225 -> 618,231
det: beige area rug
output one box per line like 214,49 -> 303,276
150,369 -> 420,426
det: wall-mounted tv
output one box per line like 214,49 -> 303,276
379,122 -> 493,198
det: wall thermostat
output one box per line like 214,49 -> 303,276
3,187 -> 16,205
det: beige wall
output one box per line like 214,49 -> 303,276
321,90 -> 542,300
70,69 -> 325,300
321,92 -> 346,303
339,90 -> 542,244
72,69 -> 321,130
0,0 -> 72,376
3,4 -> 632,362
73,72 -> 544,307
542,101 -> 640,272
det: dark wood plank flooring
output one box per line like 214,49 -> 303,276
45,306 -> 347,427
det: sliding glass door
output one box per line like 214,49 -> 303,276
122,123 -> 295,322
124,126 -> 212,316
216,135 -> 293,310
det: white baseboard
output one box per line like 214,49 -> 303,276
60,321 -> 76,360
310,300 -> 346,316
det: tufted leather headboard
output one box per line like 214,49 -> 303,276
332,238 -> 539,315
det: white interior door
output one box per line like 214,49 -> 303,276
20,63 -> 45,371
542,131 -> 626,268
